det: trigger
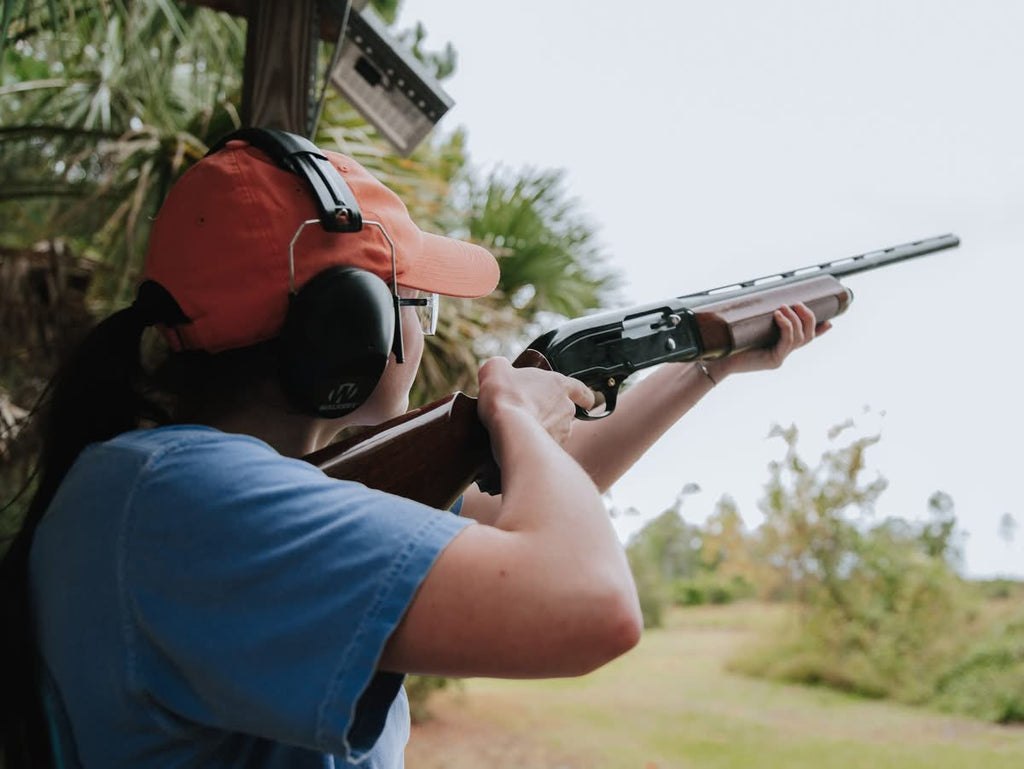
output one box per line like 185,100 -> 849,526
575,383 -> 618,420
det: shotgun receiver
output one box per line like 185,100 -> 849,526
304,234 -> 959,508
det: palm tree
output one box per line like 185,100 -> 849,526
0,0 -> 616,506
1,1 -> 246,304
1,2 -> 248,523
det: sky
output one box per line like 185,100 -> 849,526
396,0 -> 1024,577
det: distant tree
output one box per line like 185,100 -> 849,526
920,490 -> 963,568
740,422 -> 969,704
626,493 -> 703,627
755,422 -> 886,608
628,500 -> 703,583
701,495 -> 748,575
998,512 -> 1018,544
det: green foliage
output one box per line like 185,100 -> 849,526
625,501 -> 704,628
625,487 -> 764,624
404,675 -> 461,723
626,546 -> 668,629
368,0 -> 402,25
628,507 -> 702,582
973,578 -> 1024,601
933,613 -> 1024,723
755,422 -> 888,606
672,573 -> 754,607
727,421 -> 1019,718
394,20 -> 456,81
609,419 -> 1024,724
1,1 -> 245,307
466,168 -> 616,322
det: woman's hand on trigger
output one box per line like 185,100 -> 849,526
713,302 -> 830,378
476,357 -> 595,454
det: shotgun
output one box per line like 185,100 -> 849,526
303,234 -> 959,508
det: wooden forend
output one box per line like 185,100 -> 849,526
694,275 -> 853,358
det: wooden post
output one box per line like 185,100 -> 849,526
241,0 -> 319,134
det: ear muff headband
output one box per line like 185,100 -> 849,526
206,127 -> 363,232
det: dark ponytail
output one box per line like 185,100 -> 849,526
0,282 -> 185,768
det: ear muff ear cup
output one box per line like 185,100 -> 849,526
279,267 -> 396,417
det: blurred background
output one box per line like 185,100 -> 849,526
2,1 -> 1022,767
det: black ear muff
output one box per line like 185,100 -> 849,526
279,267 -> 395,418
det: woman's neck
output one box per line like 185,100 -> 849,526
197,382 -> 344,458
194,380 -> 400,459
207,408 -> 337,458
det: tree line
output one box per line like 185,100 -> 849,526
625,420 -> 1024,724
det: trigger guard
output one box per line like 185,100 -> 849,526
575,384 -> 619,421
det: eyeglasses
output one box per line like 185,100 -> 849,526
397,287 -> 440,336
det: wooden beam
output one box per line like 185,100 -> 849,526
183,0 -> 349,43
240,0 -> 319,133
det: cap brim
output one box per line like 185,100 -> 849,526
402,232 -> 500,299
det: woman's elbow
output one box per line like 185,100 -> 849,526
568,582 -> 643,676
601,586 -> 644,659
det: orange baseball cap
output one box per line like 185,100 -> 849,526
142,140 -> 499,353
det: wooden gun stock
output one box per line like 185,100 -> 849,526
304,392 -> 493,508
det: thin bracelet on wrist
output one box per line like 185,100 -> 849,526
696,360 -> 717,386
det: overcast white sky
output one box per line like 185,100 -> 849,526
398,0 -> 1024,577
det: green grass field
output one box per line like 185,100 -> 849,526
406,604 -> 1024,768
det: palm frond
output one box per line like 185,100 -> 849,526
467,168 -> 618,320
1,1 -> 245,308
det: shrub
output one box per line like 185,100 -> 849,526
933,616 -> 1024,723
629,551 -> 668,628
671,574 -> 754,606
405,676 -> 462,723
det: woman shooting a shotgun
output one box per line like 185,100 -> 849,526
0,130 -> 826,768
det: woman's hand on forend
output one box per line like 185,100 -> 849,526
711,302 -> 830,379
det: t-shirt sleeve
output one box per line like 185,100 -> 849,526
122,433 -> 471,761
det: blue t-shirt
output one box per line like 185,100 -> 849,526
29,425 -> 472,768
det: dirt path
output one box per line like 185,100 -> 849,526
406,690 -> 595,769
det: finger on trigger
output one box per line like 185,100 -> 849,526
567,376 -> 597,410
